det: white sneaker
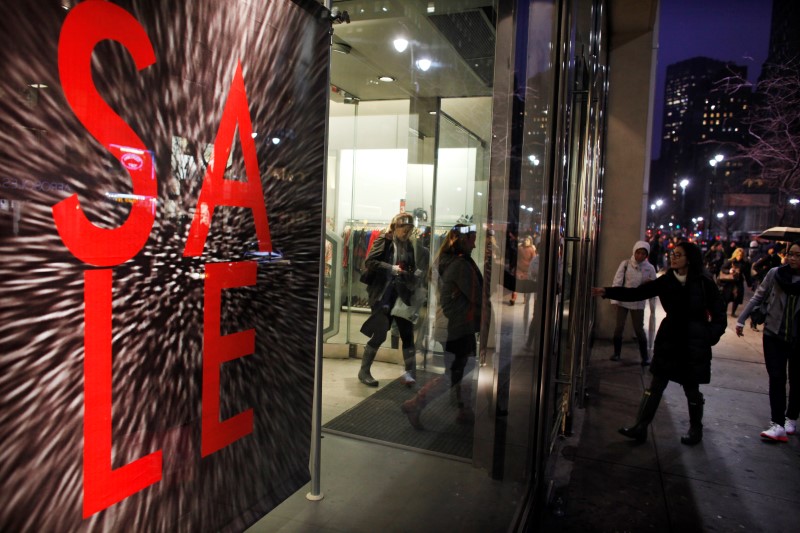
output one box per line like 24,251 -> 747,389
785,418 -> 797,435
760,422 -> 788,442
400,372 -> 416,387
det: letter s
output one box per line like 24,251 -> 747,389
55,0 -> 156,266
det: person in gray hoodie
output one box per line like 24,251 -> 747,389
735,240 -> 800,443
609,240 -> 658,365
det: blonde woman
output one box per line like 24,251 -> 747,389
719,247 -> 754,317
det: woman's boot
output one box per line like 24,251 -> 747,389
619,389 -> 662,443
681,396 -> 704,445
358,345 -> 379,387
455,381 -> 475,424
638,339 -> 650,366
401,377 -> 447,429
400,348 -> 416,386
610,337 -> 622,361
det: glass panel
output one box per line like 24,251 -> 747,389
321,1 -> 496,465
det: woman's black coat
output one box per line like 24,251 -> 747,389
720,258 -> 753,306
362,232 -> 415,307
603,271 -> 726,384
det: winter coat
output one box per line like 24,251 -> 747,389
515,245 -> 536,280
720,258 -> 753,305
434,252 -> 483,341
603,270 -> 726,384
362,232 -> 416,307
610,258 -> 657,310
738,265 -> 800,341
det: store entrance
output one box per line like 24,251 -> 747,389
321,91 -> 491,459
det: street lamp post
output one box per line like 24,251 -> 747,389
650,198 -> 664,228
716,210 -> 736,240
707,154 -> 724,241
679,178 -> 689,232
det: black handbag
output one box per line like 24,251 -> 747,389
750,307 -> 767,325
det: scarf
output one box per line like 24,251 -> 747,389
774,265 -> 800,295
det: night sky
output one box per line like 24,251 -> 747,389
652,0 -> 773,159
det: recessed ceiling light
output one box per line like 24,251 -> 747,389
29,83 -> 48,89
428,111 -> 437,115
378,75 -> 395,82
416,58 -> 432,71
393,38 -> 408,52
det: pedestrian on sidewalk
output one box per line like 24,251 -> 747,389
607,240 -> 657,364
592,241 -> 727,445
734,240 -> 800,443
719,247 -> 754,318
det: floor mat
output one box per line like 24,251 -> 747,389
323,371 -> 474,459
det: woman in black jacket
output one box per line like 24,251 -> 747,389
402,224 -> 483,429
592,241 -> 727,445
358,212 -> 418,387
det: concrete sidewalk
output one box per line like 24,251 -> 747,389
539,305 -> 800,532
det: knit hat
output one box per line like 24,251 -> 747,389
633,240 -> 650,255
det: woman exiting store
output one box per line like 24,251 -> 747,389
357,212 -> 419,387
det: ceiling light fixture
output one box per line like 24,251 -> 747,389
393,38 -> 408,52
378,75 -> 395,82
416,58 -> 432,71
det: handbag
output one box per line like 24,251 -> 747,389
718,270 -> 736,282
750,306 -> 767,326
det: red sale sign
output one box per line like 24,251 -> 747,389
0,0 -> 328,530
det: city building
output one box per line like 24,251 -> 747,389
654,57 -> 751,238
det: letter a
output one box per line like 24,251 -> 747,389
184,62 -> 272,256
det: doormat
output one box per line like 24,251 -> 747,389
323,371 -> 473,459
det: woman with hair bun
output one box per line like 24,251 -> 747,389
402,224 -> 483,429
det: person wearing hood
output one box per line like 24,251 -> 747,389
592,241 -> 727,445
735,240 -> 800,443
608,240 -> 658,364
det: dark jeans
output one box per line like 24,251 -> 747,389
367,315 -> 414,350
613,306 -> 647,344
762,334 -> 800,424
649,374 -> 702,403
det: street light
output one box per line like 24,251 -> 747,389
650,198 -> 664,228
679,179 -> 689,231
707,154 -> 724,241
716,210 -> 736,240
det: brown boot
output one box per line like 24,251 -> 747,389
401,376 -> 445,430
